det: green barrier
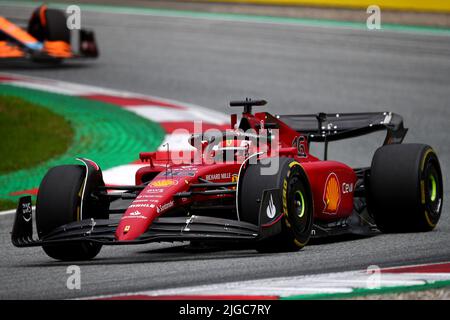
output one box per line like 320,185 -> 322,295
0,84 -> 165,201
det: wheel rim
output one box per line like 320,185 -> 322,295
294,190 -> 306,218
288,175 -> 310,235
428,174 -> 437,202
424,162 -> 442,216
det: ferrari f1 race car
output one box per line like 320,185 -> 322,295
0,5 -> 98,62
12,99 -> 443,260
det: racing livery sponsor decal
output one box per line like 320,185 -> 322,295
121,210 -> 148,220
121,216 -> 148,220
292,136 -> 307,158
150,179 -> 178,187
128,203 -> 156,208
165,170 -> 196,177
177,166 -> 199,171
145,188 -> 165,193
22,202 -> 32,222
157,200 -> 175,214
323,173 -> 341,215
138,194 -> 163,198
266,194 -> 276,219
342,182 -> 354,194
231,174 -> 238,190
132,199 -> 159,203
205,172 -> 232,181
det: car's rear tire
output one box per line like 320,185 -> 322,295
367,144 -> 443,233
36,165 -> 102,261
239,157 -> 314,252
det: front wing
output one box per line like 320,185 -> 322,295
12,197 -> 260,248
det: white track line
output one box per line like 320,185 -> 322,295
0,206 -> 35,216
0,209 -> 16,216
82,262 -> 450,299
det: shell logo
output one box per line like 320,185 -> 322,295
150,179 -> 178,187
323,173 -> 341,214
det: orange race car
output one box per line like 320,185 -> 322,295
0,5 -> 98,62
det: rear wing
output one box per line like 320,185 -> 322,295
278,112 -> 408,145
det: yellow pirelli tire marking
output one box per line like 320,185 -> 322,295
421,149 -> 434,172
289,161 -> 300,168
294,238 -> 306,248
420,180 -> 426,205
425,210 -> 437,228
420,149 -> 434,205
282,178 -> 288,217
283,161 -> 301,217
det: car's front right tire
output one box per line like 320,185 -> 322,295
239,157 -> 314,253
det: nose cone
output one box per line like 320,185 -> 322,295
116,206 -> 155,241
116,219 -> 150,241
116,196 -> 177,240
115,177 -> 183,241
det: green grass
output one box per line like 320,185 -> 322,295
0,95 -> 74,174
0,199 -> 17,211
0,84 -> 165,205
0,95 -> 73,210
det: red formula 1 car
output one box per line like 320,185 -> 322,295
12,99 -> 443,260
0,5 -> 98,62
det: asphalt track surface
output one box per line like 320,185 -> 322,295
0,4 -> 449,299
